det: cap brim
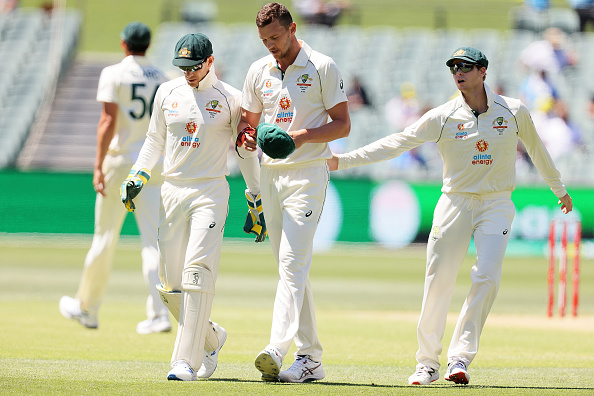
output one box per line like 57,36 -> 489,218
446,56 -> 477,67
172,58 -> 204,67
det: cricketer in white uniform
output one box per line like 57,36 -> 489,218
59,22 -> 171,334
329,47 -> 573,386
238,3 -> 350,383
127,33 -> 261,381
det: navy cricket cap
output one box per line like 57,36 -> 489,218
446,47 -> 489,68
172,33 -> 213,67
121,22 -> 151,47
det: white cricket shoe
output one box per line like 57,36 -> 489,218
408,366 -> 439,385
167,360 -> 196,381
444,360 -> 470,385
136,315 -> 171,334
196,322 -> 227,379
278,355 -> 325,383
254,347 -> 283,382
59,296 -> 98,329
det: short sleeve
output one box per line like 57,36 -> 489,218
96,66 -> 118,104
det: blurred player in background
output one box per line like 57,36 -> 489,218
122,32 -> 261,381
328,47 -> 573,386
59,22 -> 171,335
238,2 -> 350,383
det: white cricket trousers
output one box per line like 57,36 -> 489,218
76,155 -> 167,319
261,161 -> 329,363
416,191 -> 514,370
157,177 -> 228,369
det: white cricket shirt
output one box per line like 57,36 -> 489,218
96,55 -> 167,161
134,70 -> 257,181
339,84 -> 567,197
241,40 -> 347,166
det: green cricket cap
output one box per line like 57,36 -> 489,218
446,47 -> 488,68
172,33 -> 213,67
121,22 -> 151,46
257,123 -> 296,159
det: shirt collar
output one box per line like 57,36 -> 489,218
266,40 -> 312,70
458,82 -> 494,113
193,65 -> 218,91
123,54 -> 149,65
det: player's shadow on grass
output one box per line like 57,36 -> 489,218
210,378 -> 594,390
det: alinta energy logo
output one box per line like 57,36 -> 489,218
296,73 -> 313,92
205,99 -> 222,118
168,101 -> 180,117
473,139 -> 492,165
185,121 -> 197,134
476,139 -> 488,152
276,96 -> 293,123
182,121 -> 200,148
263,79 -> 274,97
279,97 -> 291,110
455,123 -> 468,139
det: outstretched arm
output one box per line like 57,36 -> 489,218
327,153 -> 339,171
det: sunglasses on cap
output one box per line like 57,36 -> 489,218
449,62 -> 477,74
178,58 -> 207,73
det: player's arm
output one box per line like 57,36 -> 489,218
558,193 -> 573,214
331,109 -> 437,171
94,102 -> 118,196
238,108 -> 261,152
516,103 -> 570,203
289,101 -> 351,149
236,108 -> 267,242
120,88 -> 166,212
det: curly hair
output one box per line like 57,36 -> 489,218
256,3 -> 293,28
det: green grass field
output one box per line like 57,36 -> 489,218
1,235 -> 593,395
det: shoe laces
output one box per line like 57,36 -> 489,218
287,355 -> 319,375
416,366 -> 436,375
173,361 -> 193,373
448,361 -> 466,371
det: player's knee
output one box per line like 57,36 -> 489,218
472,272 -> 500,294
182,264 -> 215,295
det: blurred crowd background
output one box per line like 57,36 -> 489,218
1,0 -> 593,186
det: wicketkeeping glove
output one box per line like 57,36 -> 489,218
120,168 -> 151,212
235,126 -> 256,159
244,189 -> 267,242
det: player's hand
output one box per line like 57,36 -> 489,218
243,189 -> 267,242
288,128 -> 307,150
558,193 -> 573,214
120,168 -> 151,212
237,126 -> 258,152
327,153 -> 339,171
93,168 -> 106,196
